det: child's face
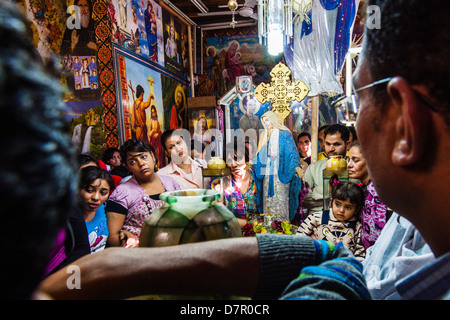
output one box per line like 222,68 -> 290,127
332,198 -> 356,222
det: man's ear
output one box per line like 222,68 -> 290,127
387,77 -> 431,166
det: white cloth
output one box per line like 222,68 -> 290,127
362,212 -> 435,300
262,129 -> 290,221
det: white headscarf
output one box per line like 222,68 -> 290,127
257,110 -> 289,154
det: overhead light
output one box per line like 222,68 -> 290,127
191,0 -> 209,14
228,0 -> 238,28
258,0 -> 293,56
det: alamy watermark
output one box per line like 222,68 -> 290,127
366,5 -> 382,30
66,264 -> 81,289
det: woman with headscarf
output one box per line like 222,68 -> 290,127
253,111 -> 302,222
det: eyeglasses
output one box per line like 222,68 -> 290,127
352,77 -> 440,113
353,77 -> 393,94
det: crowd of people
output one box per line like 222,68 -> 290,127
39,114 -> 405,297
2,0 -> 448,301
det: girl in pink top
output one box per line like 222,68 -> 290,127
106,139 -> 180,247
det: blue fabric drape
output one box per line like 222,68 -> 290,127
253,130 -> 301,215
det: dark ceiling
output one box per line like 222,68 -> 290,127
164,0 -> 259,29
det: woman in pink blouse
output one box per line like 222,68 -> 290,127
106,139 -> 180,247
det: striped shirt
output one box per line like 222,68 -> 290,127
396,252 -> 450,300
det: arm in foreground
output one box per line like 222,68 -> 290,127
39,234 -> 370,300
280,241 -> 372,300
39,237 -> 261,300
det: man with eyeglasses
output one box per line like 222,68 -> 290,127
41,0 -> 449,300
350,0 -> 449,299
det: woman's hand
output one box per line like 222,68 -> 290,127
119,230 -> 139,248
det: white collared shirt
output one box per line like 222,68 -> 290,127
157,157 -> 206,190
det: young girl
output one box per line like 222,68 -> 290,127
78,166 -> 115,253
106,139 -> 181,247
224,142 -> 259,228
296,181 -> 366,261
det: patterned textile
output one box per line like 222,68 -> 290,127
106,174 -> 180,238
95,0 -> 119,148
254,234 -> 371,300
296,209 -> 365,261
361,181 -> 392,248
397,252 -> 450,300
224,169 -> 258,220
281,242 -> 371,300
122,195 -> 165,237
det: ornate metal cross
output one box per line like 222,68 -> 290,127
254,62 -> 310,121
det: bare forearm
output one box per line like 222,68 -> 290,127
39,237 -> 260,300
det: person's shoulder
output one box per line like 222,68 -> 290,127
110,177 -> 138,198
310,210 -> 324,221
157,172 -> 181,190
157,162 -> 175,174
307,158 -> 327,170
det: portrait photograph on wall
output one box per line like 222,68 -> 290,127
226,90 -> 270,148
162,8 -> 187,77
113,45 -> 165,166
189,108 -> 216,145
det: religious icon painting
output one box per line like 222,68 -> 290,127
142,0 -> 165,66
72,56 -> 99,91
236,76 -> 252,93
161,76 -> 187,132
110,0 -> 149,58
188,108 -> 216,142
113,45 -> 165,166
204,33 -> 284,97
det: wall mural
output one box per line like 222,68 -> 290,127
113,45 -> 187,167
17,0 -> 192,153
197,28 -> 283,98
